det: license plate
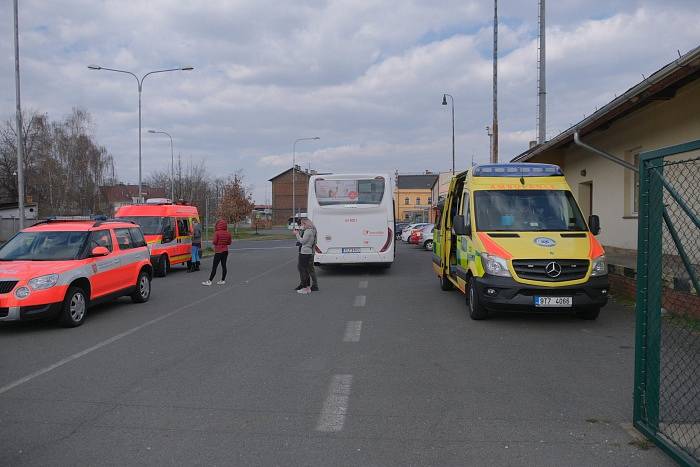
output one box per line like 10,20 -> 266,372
342,248 -> 361,253
534,296 -> 572,307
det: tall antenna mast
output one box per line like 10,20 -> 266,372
491,0 -> 498,163
537,0 -> 546,144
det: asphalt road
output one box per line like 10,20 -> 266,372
0,240 -> 675,466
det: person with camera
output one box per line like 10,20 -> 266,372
294,218 -> 318,294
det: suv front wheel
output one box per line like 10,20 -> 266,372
59,286 -> 88,327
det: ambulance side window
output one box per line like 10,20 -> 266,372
462,191 -> 471,236
89,230 -> 113,253
162,218 -> 176,242
177,218 -> 190,237
114,228 -> 134,250
129,228 -> 147,248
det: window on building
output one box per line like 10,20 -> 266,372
404,197 -> 409,205
416,197 -> 421,205
427,197 -> 432,204
633,153 -> 640,213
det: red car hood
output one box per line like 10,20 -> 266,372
0,261 -> 78,279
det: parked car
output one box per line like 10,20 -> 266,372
401,223 -> 428,242
409,224 -> 434,250
0,217 -> 153,327
395,222 -> 410,239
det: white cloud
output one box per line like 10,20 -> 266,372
1,0 -> 699,202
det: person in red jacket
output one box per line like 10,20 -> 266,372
202,219 -> 232,286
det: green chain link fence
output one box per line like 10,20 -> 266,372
634,140 -> 700,467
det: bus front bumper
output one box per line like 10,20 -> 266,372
315,252 -> 393,265
473,275 -> 609,312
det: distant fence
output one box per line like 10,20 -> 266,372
0,218 -> 40,242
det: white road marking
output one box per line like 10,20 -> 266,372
358,280 -> 368,289
0,258 -> 296,396
316,374 -> 353,432
353,295 -> 366,307
343,321 -> 362,342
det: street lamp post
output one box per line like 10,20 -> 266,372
442,93 -> 455,174
148,130 -> 174,201
292,137 -> 320,226
13,0 -> 25,229
88,65 -> 193,203
486,126 -> 493,161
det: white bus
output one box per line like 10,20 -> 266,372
308,173 -> 395,267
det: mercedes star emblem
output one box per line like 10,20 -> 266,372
545,261 -> 562,278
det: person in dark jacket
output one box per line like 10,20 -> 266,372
295,224 -> 319,291
294,218 -> 317,294
203,219 -> 232,286
188,218 -> 202,272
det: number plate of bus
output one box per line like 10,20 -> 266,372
342,248 -> 361,253
534,296 -> 572,307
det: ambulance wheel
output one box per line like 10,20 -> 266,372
155,255 -> 169,277
576,307 -> 600,320
439,274 -> 453,291
467,279 -> 489,320
131,270 -> 151,303
58,286 -> 88,328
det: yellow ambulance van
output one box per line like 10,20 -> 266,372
433,163 -> 609,320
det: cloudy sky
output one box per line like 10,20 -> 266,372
1,0 -> 699,203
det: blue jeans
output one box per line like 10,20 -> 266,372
191,244 -> 201,263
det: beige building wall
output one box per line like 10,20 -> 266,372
394,188 -> 433,221
530,78 -> 700,251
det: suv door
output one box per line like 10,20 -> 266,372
114,228 -> 142,286
86,229 -> 121,298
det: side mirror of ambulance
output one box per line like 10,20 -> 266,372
91,246 -> 110,257
452,215 -> 467,236
588,215 -> 601,236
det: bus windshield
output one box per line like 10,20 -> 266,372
314,178 -> 385,205
117,216 -> 165,235
474,190 -> 587,232
0,231 -> 89,261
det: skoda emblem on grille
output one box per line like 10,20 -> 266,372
534,237 -> 556,247
545,261 -> 562,278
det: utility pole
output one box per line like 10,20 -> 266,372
13,0 -> 25,229
491,0 -> 499,163
537,0 -> 547,144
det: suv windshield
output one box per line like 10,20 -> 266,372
0,231 -> 89,261
474,190 -> 587,232
315,178 -> 385,205
117,216 -> 164,235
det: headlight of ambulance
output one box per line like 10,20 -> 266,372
591,255 -> 608,276
28,274 -> 59,290
480,253 -> 511,277
14,286 -> 31,299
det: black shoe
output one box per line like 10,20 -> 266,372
195,262 -> 200,271
294,284 -> 304,290
311,285 -> 319,291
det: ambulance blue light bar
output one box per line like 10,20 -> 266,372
472,163 -> 563,177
